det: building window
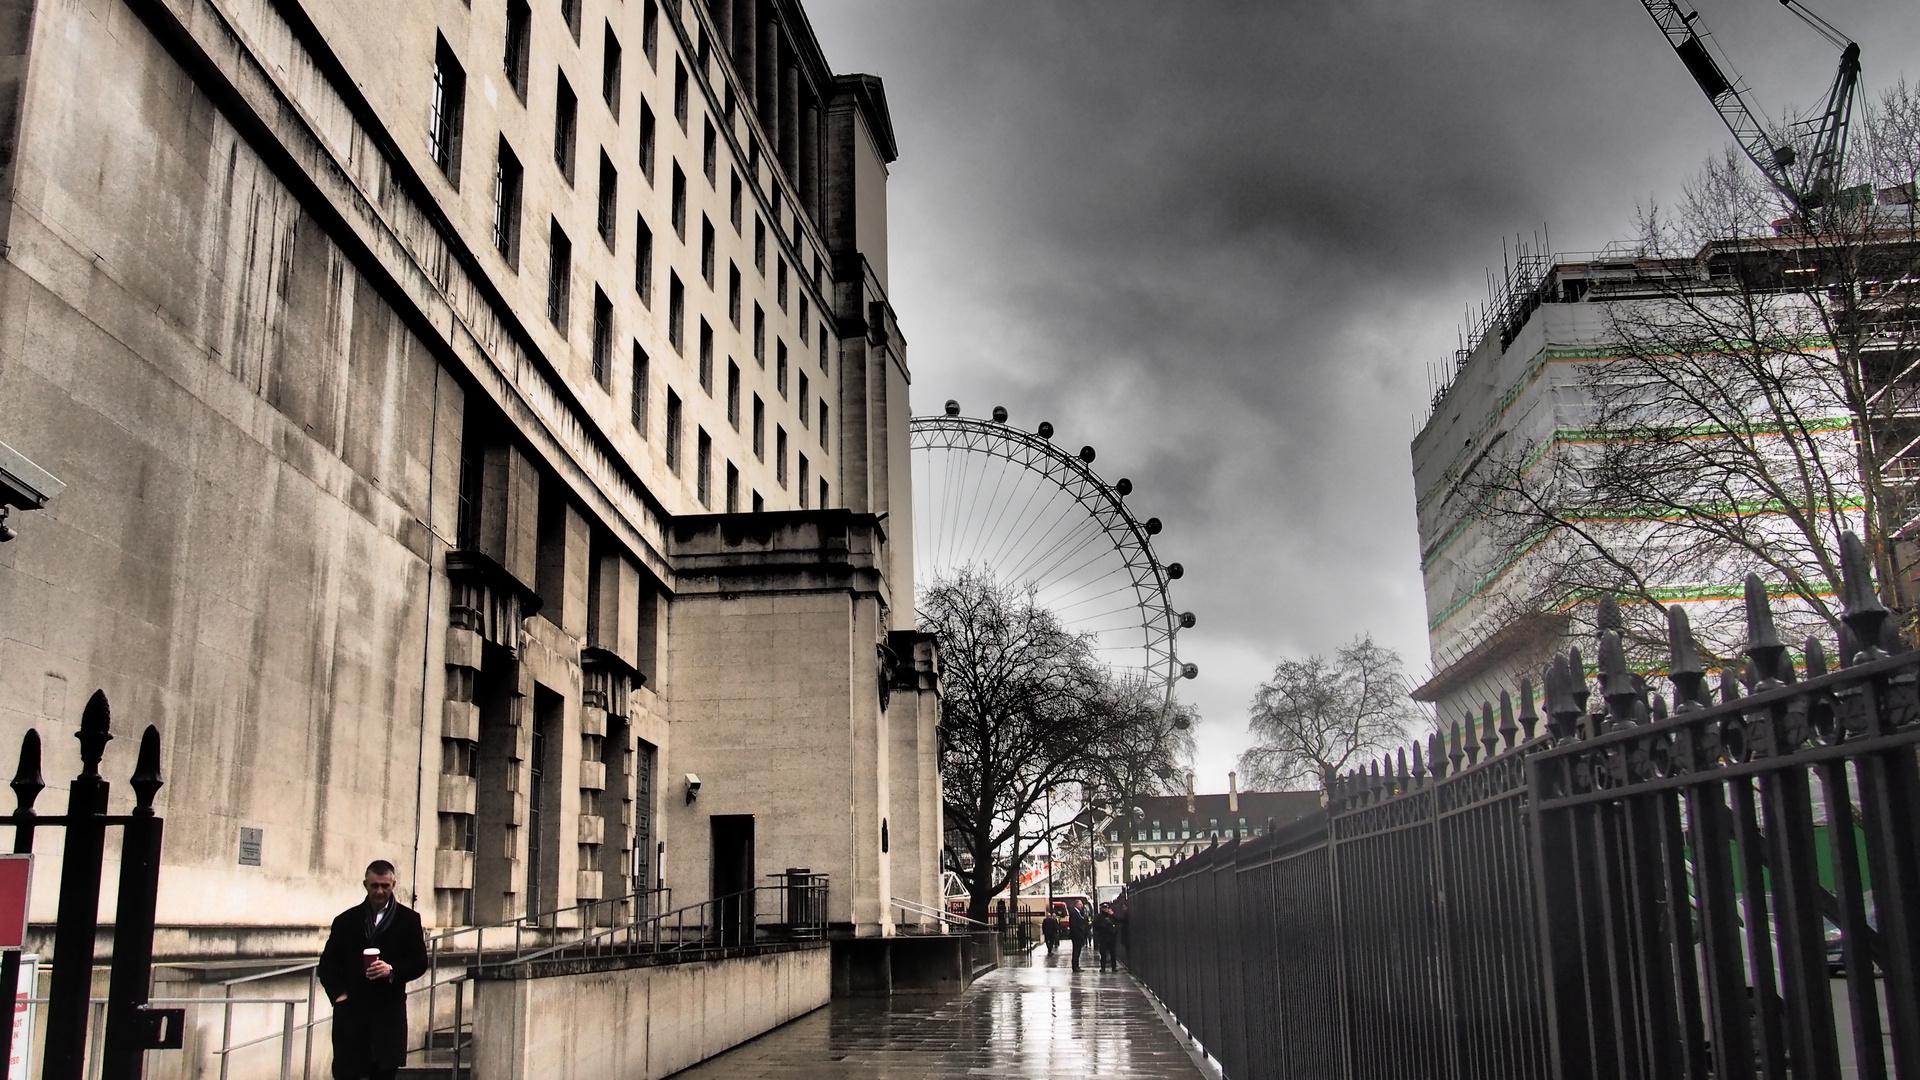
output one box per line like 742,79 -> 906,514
601,24 -> 622,118
1181,821 -> 1191,839
799,296 -> 809,342
634,214 -> 653,306
631,343 -> 649,435
1151,822 -> 1161,841
728,263 -> 741,327
672,58 -> 688,130
639,101 -> 656,184
670,162 -> 686,238
700,216 -> 715,285
776,426 -> 788,488
726,362 -> 741,429
597,152 -> 618,245
641,0 -> 658,65
493,138 -> 523,265
553,74 -> 577,184
819,477 -> 828,508
753,216 -> 766,273
560,0 -> 580,40
776,257 -> 788,310
798,455 -> 809,507
696,429 -> 712,507
752,304 -> 764,365
776,341 -> 788,398
702,118 -> 717,185
698,318 -> 713,393
667,272 -> 684,354
591,289 -> 613,389
819,330 -> 829,373
818,402 -> 828,448
546,220 -> 571,327
724,84 -> 736,125
503,0 -> 531,100
665,390 -> 682,474
798,373 -> 809,426
752,396 -> 764,460
430,37 -> 466,184
729,170 -> 742,231
726,463 -> 739,513
751,491 -> 763,513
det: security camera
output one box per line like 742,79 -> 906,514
0,440 -> 65,514
684,773 -> 701,804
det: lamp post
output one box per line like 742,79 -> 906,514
1044,787 -> 1054,910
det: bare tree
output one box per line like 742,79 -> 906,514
1237,636 -> 1419,790
1460,82 -> 1920,659
924,567 -> 1192,922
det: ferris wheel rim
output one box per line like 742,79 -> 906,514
909,413 -> 1189,702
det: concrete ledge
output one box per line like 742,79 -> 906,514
472,943 -> 829,1080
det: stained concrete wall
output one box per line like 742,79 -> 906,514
471,945 -> 829,1080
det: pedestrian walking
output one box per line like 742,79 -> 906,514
1093,903 -> 1120,971
1066,899 -> 1090,971
1041,906 -> 1061,955
319,860 -> 429,1080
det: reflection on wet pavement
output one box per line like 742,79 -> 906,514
669,944 -> 1209,1078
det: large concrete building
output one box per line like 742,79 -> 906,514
0,0 -> 939,1034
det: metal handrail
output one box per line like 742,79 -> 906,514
891,895 -> 986,930
482,877 -> 830,971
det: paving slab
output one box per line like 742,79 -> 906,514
668,944 -> 1210,1078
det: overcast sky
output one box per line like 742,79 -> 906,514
804,0 -> 1920,790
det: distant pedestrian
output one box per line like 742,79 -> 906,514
1042,906 -> 1061,954
1067,899 -> 1090,971
1093,903 -> 1119,971
319,860 -> 429,1080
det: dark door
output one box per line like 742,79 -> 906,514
710,815 -> 755,944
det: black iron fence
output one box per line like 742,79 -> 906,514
1125,534 -> 1920,1080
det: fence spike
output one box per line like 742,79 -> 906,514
1396,748 -> 1409,795
1410,740 -> 1426,784
1719,667 -> 1741,704
1517,678 -> 1539,741
1496,690 -> 1517,750
1839,532 -> 1891,661
10,730 -> 43,812
1480,702 -> 1500,759
1839,622 -> 1860,667
1462,712 -> 1481,765
1805,636 -> 1828,680
1546,655 -> 1580,741
1448,721 -> 1465,773
1667,605 -> 1708,712
1651,693 -> 1669,721
1743,574 -> 1788,690
77,689 -> 114,776
1568,646 -> 1590,718
1427,730 -> 1447,779
1597,591 -> 1623,634
131,725 -> 164,813
1599,630 -> 1636,728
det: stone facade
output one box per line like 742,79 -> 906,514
0,0 -> 937,975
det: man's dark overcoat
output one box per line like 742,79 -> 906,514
318,902 -> 429,1078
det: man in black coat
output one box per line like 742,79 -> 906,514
319,860 -> 430,1080
1066,899 -> 1091,972
1092,903 -> 1119,971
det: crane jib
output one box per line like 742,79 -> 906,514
1674,34 -> 1730,100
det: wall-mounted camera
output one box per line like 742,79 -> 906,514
0,440 -> 65,544
684,773 -> 701,804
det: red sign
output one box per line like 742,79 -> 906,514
0,857 -> 30,950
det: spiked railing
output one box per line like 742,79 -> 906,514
1122,532 -> 1920,1080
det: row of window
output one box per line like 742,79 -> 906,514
430,2 -> 830,511
1112,818 -> 1263,843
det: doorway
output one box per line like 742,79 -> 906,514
710,814 -> 755,944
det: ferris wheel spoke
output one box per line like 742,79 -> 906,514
1005,516 -> 1109,593
956,453 -> 1018,572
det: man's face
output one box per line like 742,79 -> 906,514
364,872 -> 396,907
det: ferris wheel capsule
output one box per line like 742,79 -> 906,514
1182,663 -> 1200,680
944,400 -> 961,417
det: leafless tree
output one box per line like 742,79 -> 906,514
1237,636 -> 1419,790
924,567 -> 1192,922
1460,82 -> 1920,660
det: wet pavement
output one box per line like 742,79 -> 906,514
669,943 -> 1211,1078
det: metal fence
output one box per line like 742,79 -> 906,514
1125,535 -> 1920,1080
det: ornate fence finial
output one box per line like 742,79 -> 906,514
1804,636 -> 1828,680
1719,667 -> 1741,704
1839,532 -> 1888,661
1599,630 -> 1636,727
1567,646 -> 1590,719
77,690 -> 114,776
1517,678 -> 1539,742
1427,730 -> 1447,779
11,730 -> 43,813
1396,748 -> 1409,792
1597,592 -> 1623,635
1480,702 -> 1499,759
1546,655 -> 1580,741
1498,690 -> 1518,749
1410,740 -> 1426,785
1448,720 -> 1465,773
1651,693 -> 1669,721
131,726 -> 164,814
1462,712 -> 1481,766
1667,604 -> 1708,712
1743,574 -> 1789,690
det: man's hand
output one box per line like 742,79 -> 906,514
365,959 -> 394,980
333,994 -> 348,1004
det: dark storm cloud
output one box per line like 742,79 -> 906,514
804,0 -> 1920,781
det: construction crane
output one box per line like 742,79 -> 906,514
1638,0 -> 1861,218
